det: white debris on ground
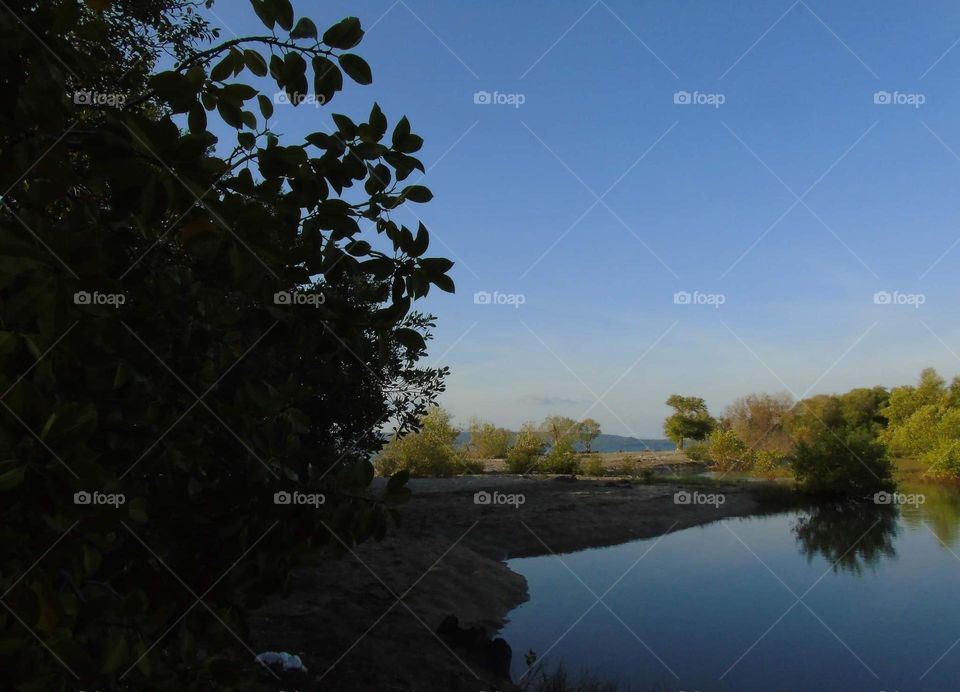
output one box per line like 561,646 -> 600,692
255,651 -> 308,672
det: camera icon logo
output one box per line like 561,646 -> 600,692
473,90 -> 492,105
473,291 -> 492,305
474,490 -> 492,505
673,490 -> 691,505
74,291 -> 91,305
673,291 -> 691,305
873,291 -> 892,305
673,91 -> 691,105
274,291 -> 292,305
873,91 -> 891,105
74,490 -> 92,505
873,491 -> 892,505
274,490 -> 292,505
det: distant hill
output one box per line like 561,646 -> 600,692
454,431 -> 675,453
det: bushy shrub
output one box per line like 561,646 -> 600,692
467,419 -> 512,459
792,427 -> 895,497
505,422 -> 545,473
581,456 -> 606,477
540,440 -> 581,475
752,450 -> 786,475
709,429 -> 750,471
684,441 -> 711,462
376,408 -> 469,477
921,439 -> 960,480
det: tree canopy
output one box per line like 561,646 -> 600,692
1,0 -> 453,686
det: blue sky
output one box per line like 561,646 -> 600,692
209,0 -> 960,436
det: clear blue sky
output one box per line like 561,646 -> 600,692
209,0 -> 960,436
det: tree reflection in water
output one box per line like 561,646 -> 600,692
793,502 -> 899,575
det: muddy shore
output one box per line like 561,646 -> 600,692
250,475 -> 783,690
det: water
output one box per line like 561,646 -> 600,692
500,483 -> 960,691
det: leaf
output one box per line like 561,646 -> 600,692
238,132 -> 256,150
257,94 -> 274,119
187,102 -> 206,134
431,272 -> 455,293
365,102 -> 387,142
322,16 -> 364,49
251,0 -> 275,29
331,113 -> 356,138
210,53 -> 234,82
420,257 -> 454,275
271,0 -> 295,31
395,327 -> 426,352
0,465 -> 24,491
402,185 -> 432,203
243,49 -> 268,77
128,497 -> 148,522
83,544 -> 101,576
410,223 -> 429,257
290,17 -> 318,39
392,116 -> 411,149
338,54 -> 372,85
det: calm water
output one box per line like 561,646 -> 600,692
500,483 -> 960,691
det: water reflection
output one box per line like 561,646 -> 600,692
898,482 -> 960,548
792,502 -> 899,574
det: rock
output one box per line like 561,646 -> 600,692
436,615 -> 512,679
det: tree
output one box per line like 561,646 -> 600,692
467,418 -> 512,459
788,394 -> 845,447
791,427 -> 895,497
539,415 -> 579,448
377,407 -> 468,477
576,418 -> 602,453
722,392 -> 794,455
663,395 -> 715,450
1,1 -> 455,687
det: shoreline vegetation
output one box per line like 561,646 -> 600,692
377,367 -> 960,495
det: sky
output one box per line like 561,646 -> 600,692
207,0 -> 960,437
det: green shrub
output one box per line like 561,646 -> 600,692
505,422 -> 546,473
921,439 -> 960,480
540,440 -> 581,475
684,441 -> 711,462
752,450 -> 786,475
581,457 -> 606,477
376,408 -> 469,477
792,427 -> 895,497
709,429 -> 750,471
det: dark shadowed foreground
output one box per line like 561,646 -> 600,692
250,476 -> 774,690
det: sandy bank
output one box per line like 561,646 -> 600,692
250,475 -> 775,690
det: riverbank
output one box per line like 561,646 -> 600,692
249,475 -> 795,690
